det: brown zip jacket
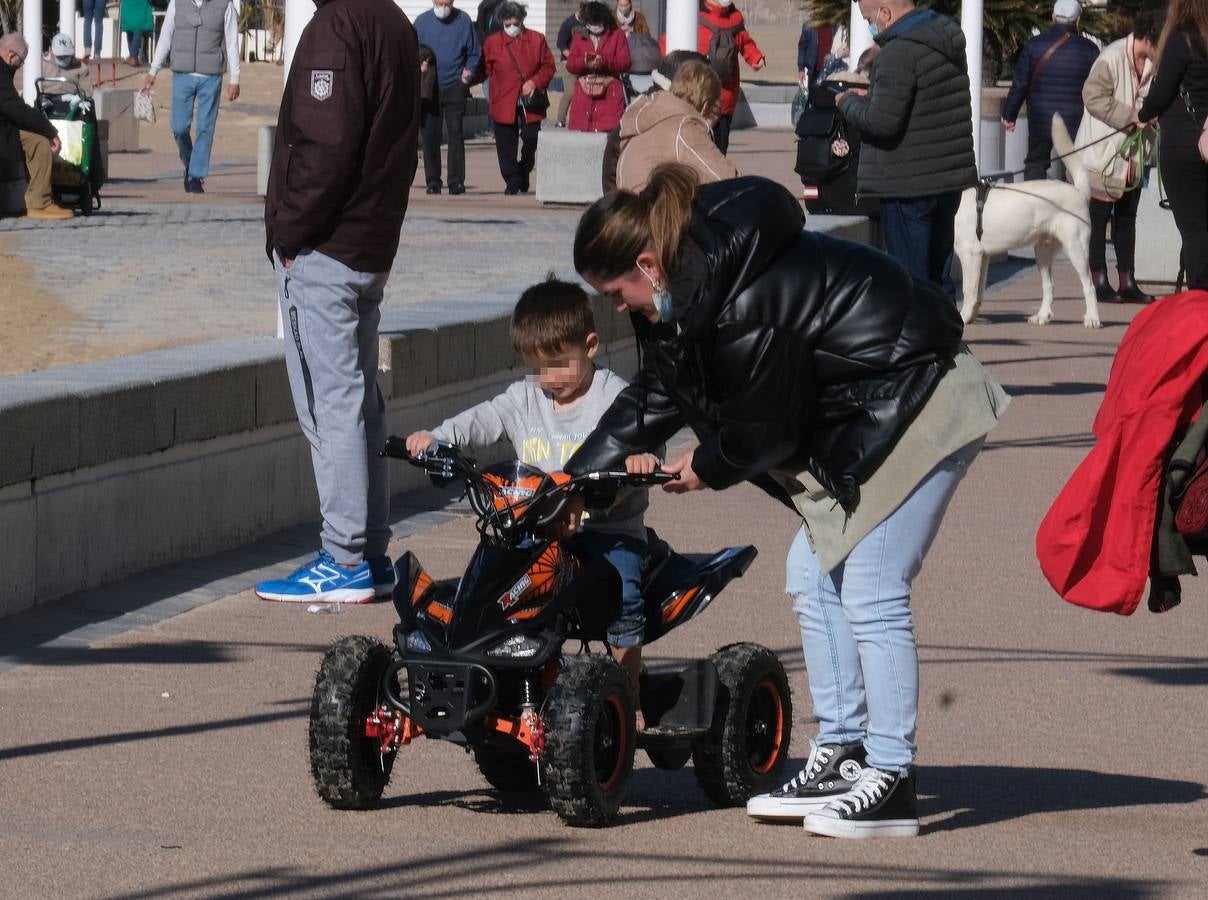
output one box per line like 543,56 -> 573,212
264,0 -> 419,273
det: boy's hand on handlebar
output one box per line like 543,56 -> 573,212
554,494 -> 586,540
624,453 -> 660,475
661,451 -> 703,493
405,431 -> 436,458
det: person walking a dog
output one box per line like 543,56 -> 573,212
1002,0 -> 1099,181
256,0 -> 420,605
837,0 -> 975,299
1077,9 -> 1159,305
567,163 -> 1009,838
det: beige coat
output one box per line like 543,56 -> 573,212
615,91 -> 739,192
1077,36 -> 1154,200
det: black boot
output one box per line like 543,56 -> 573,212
1117,269 -> 1155,304
1092,269 -> 1120,303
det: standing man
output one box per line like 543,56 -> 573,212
143,0 -> 241,194
0,33 -> 72,220
414,0 -> 481,195
255,0 -> 420,604
1001,0 -> 1098,180
555,4 -> 585,128
838,0 -> 976,298
797,18 -> 833,93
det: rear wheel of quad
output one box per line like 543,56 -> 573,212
692,643 -> 791,806
309,635 -> 397,810
474,744 -> 541,794
542,656 -> 636,827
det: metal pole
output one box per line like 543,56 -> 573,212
22,0 -> 42,104
283,0 -> 316,79
849,2 -> 872,69
665,0 -> 697,53
961,0 -> 983,170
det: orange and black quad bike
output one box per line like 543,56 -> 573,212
307,439 -> 792,827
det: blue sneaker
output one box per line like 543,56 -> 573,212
367,556 -> 396,599
255,551 -> 376,604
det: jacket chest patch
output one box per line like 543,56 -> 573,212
310,70 -> 334,101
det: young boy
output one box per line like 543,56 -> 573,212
406,277 -> 656,723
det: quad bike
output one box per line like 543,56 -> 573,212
308,439 -> 792,827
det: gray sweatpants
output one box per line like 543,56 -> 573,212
276,249 -> 391,566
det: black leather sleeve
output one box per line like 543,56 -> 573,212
690,321 -> 810,490
566,363 -> 686,474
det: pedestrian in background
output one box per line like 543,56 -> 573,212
122,0 -> 154,67
838,0 -> 975,298
1002,0 -> 1099,180
258,0 -> 420,605
482,0 -> 555,194
798,18 -> 833,93
566,1 -> 630,133
143,0 -> 242,195
1076,9 -> 1159,304
615,0 -> 649,35
414,0 -> 481,195
1139,0 -> 1208,290
554,3 -> 586,127
81,0 -> 106,62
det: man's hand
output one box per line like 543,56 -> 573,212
661,451 -> 703,493
420,59 -> 430,73
49,136 -> 61,155
405,431 -> 437,458
521,79 -> 536,97
142,73 -> 155,93
228,84 -> 240,102
1002,118 -> 1016,132
461,66 -> 473,84
624,453 -> 659,475
554,494 -> 585,540
839,87 -> 868,101
752,57 -> 766,71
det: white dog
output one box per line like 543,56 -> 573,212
955,114 -> 1100,328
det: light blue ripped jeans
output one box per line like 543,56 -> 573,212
786,438 -> 983,775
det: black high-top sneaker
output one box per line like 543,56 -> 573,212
804,766 -> 920,839
746,740 -> 867,820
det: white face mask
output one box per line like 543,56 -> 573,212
587,24 -> 606,35
503,23 -> 521,37
433,4 -> 453,19
715,0 -> 734,7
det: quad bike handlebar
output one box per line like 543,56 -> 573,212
381,436 -> 676,543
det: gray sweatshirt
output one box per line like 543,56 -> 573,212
431,368 -> 650,539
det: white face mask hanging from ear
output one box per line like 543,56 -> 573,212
638,262 -> 675,323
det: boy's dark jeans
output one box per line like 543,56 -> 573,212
421,84 -> 468,191
879,191 -> 961,300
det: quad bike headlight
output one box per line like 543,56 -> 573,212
405,630 -> 432,654
485,634 -> 544,660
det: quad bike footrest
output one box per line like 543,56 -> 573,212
635,724 -> 710,749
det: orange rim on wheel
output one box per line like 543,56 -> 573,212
749,678 -> 785,775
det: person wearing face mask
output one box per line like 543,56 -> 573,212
414,0 -> 482,194
614,0 -> 649,35
0,32 -> 72,220
566,163 -> 1008,839
615,59 -> 737,190
482,1 -> 556,194
658,0 -> 766,155
566,1 -> 631,132
836,0 -> 976,299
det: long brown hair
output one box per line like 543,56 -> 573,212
1156,0 -> 1208,70
573,164 -> 699,281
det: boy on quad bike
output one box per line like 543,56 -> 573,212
406,276 -> 661,727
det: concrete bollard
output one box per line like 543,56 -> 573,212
257,125 -> 276,197
535,130 -> 608,206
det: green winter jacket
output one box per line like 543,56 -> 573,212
838,8 -> 976,198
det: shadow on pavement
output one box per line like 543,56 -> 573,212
6,638 -> 330,668
1104,665 -> 1208,686
1000,381 -> 1106,397
921,765 -> 1206,834
848,884 -> 1161,900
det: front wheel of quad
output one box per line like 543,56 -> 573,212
692,643 -> 791,806
309,634 -> 397,809
542,656 -> 636,827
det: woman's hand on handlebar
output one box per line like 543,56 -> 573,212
625,453 -> 661,475
405,431 -> 436,458
661,451 -> 703,493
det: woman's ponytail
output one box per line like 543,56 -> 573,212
642,164 -> 698,279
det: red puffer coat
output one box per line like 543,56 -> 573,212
483,27 -> 556,125
566,28 -> 631,132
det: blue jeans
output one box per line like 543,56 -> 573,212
82,0 -> 106,55
786,438 -> 983,774
575,530 -> 647,649
170,73 -> 223,181
879,191 -> 961,300
125,31 -> 144,61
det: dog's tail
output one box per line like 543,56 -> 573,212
1051,113 -> 1088,194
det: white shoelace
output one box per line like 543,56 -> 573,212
779,742 -> 833,792
829,767 -> 895,815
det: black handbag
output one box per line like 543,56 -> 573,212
505,41 -> 550,117
794,107 -> 852,183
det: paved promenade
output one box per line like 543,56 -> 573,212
2,265 -> 1206,898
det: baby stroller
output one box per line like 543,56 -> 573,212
35,76 -> 106,216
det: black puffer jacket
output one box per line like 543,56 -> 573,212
837,8 -> 976,199
568,176 -> 964,512
1001,24 -> 1099,138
